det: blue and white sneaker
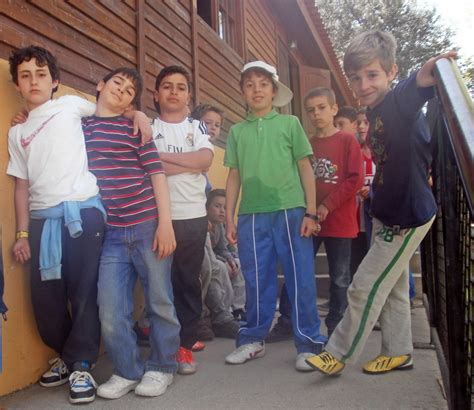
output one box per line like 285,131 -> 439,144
39,357 -> 69,387
69,371 -> 98,404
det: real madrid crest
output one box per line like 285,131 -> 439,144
185,133 -> 194,147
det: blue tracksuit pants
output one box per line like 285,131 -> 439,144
236,207 -> 326,353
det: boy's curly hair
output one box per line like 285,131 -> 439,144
343,30 -> 397,74
9,45 -> 60,94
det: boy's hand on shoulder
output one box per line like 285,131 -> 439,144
13,238 -> 31,264
153,222 -> 176,259
416,51 -> 457,88
226,221 -> 237,245
11,109 -> 28,126
126,110 -> 152,144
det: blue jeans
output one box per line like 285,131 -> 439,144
98,219 -> 180,380
313,237 -> 352,335
237,208 -> 326,353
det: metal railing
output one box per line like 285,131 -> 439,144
422,58 -> 474,409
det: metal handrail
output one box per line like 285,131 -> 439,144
434,58 -> 474,213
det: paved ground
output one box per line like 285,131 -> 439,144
0,303 -> 447,409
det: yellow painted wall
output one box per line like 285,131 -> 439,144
0,59 -> 97,395
0,58 -> 230,395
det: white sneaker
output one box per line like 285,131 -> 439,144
97,374 -> 139,399
225,342 -> 265,364
135,371 -> 173,397
295,353 -> 317,372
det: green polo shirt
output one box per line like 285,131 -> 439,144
224,109 -> 312,215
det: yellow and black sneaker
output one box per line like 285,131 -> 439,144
305,351 -> 345,376
363,354 -> 413,375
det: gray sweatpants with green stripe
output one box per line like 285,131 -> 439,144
327,216 -> 435,363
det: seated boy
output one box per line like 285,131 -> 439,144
7,46 -> 105,404
200,189 -> 245,339
224,61 -> 326,371
305,87 -> 363,337
306,30 -> 455,376
82,67 -> 180,399
334,106 -> 358,135
152,66 -> 214,375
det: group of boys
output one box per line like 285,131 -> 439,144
6,29 -> 454,405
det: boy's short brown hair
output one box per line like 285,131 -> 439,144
9,45 -> 60,94
303,87 -> 336,107
191,103 -> 224,122
343,30 -> 397,74
239,67 -> 277,92
98,67 -> 143,106
335,106 -> 357,122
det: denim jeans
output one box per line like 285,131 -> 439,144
313,237 -> 352,335
98,219 -> 180,380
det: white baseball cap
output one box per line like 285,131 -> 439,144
241,61 -> 293,107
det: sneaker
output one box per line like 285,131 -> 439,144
97,374 -> 139,399
225,342 -> 265,365
196,319 -> 214,341
134,322 -> 150,346
177,347 -> 197,375
295,353 -> 317,372
213,320 -> 239,339
232,309 -> 247,322
69,371 -> 97,404
39,357 -> 69,387
305,351 -> 345,376
266,321 -> 293,343
192,341 -> 206,352
135,371 -> 173,397
363,354 -> 413,375
295,343 -> 325,372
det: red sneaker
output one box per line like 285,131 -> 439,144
191,341 -> 206,352
177,347 -> 197,375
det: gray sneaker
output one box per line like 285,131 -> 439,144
213,320 -> 239,339
135,371 -> 173,397
295,353 -> 317,372
225,342 -> 265,364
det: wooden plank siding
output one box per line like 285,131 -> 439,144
245,0 -> 277,65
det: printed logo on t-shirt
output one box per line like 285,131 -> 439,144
313,157 -> 338,184
370,116 -> 387,186
154,133 -> 165,140
21,112 -> 59,148
185,132 -> 194,147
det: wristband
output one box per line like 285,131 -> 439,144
304,213 -> 320,221
16,230 -> 29,240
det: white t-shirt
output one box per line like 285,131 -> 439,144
152,117 -> 214,220
7,95 -> 99,210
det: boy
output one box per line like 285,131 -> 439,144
224,61 -> 326,371
306,30 -> 455,376
334,106 -> 358,135
82,67 -> 180,399
305,87 -> 363,337
152,66 -> 214,375
7,46 -> 105,404
191,103 -> 224,143
203,189 -> 245,338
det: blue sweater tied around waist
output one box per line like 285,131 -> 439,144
30,195 -> 106,281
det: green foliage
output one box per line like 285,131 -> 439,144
316,0 -> 455,79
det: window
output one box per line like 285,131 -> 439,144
197,0 -> 243,54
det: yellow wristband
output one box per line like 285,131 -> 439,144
16,230 -> 29,240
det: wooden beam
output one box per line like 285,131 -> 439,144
191,0 -> 200,105
136,0 -> 146,110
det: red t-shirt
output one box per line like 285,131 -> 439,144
310,131 -> 364,238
